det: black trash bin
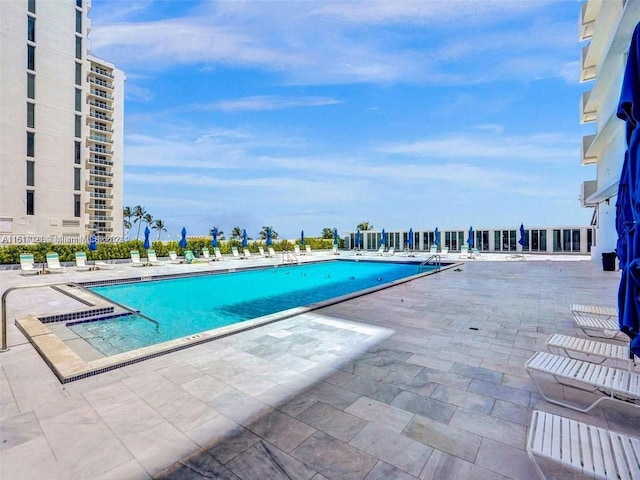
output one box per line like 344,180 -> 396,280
602,252 -> 617,271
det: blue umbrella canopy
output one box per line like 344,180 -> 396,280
380,228 -> 386,246
518,224 -> 526,247
434,228 -> 440,246
143,226 -> 151,250
408,228 -> 414,248
616,21 -> 640,356
242,229 -> 248,248
333,228 -> 338,246
468,226 -> 474,248
211,227 -> 218,247
301,230 -> 305,246
266,228 -> 272,246
88,235 -> 98,251
355,230 -> 361,248
179,227 -> 187,248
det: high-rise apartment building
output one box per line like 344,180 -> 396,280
578,1 -> 639,261
0,0 -> 124,242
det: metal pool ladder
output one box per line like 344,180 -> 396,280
418,255 -> 441,272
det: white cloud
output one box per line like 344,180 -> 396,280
204,95 -> 342,112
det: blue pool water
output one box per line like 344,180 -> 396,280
71,260 -> 428,355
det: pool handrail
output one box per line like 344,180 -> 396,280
1,281 -> 159,352
419,255 -> 441,272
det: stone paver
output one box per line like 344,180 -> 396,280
0,258 -> 627,479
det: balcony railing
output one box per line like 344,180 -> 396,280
90,215 -> 114,221
88,77 -> 113,89
88,100 -> 113,111
87,157 -> 113,166
88,134 -> 113,144
89,111 -> 113,122
87,204 -> 113,210
89,192 -> 114,199
89,146 -> 113,155
88,123 -> 113,133
87,180 -> 113,188
89,89 -> 114,100
89,169 -> 114,178
90,66 -> 114,78
91,226 -> 114,232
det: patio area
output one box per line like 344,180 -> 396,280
0,257 -> 634,479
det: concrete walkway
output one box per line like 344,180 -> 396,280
1,257 -> 634,479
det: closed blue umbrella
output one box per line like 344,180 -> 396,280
380,228 -> 386,246
301,230 -> 305,246
143,226 -> 151,250
333,228 -> 338,246
518,224 -> 526,247
408,228 -> 414,249
355,230 -> 361,249
266,228 -> 272,246
211,227 -> 218,248
434,228 -> 440,246
179,227 -> 187,248
616,22 -> 640,357
467,226 -> 474,248
88,235 -> 98,252
242,229 -> 248,248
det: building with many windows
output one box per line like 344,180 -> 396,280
0,0 -> 124,243
578,1 -> 639,261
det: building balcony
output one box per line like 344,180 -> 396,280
87,180 -> 113,188
91,225 -> 114,233
89,192 -> 114,199
87,204 -> 113,211
580,44 -> 596,83
88,134 -> 113,144
88,122 -> 113,133
580,180 -> 598,208
89,215 -> 114,221
88,89 -> 113,100
89,111 -> 113,123
578,2 -> 595,41
89,169 -> 113,178
89,145 -> 113,155
90,66 -> 114,79
88,77 -> 113,90
581,134 -> 597,165
88,100 -> 113,111
580,90 -> 596,124
87,157 -> 113,167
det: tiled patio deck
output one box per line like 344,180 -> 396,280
1,255 -> 635,479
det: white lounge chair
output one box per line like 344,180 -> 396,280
546,334 -> 637,370
471,247 -> 480,257
525,351 -> 640,413
294,245 -> 301,255
440,246 -> 449,255
19,253 -> 38,275
130,250 -> 146,267
147,249 -> 165,266
201,248 -> 213,262
429,245 -> 437,255
459,245 -> 469,259
373,246 -> 385,256
332,245 -> 339,255
168,251 -> 182,264
258,246 -> 267,257
384,247 -> 395,257
571,304 -> 618,320
214,247 -> 223,261
94,261 -> 114,270
305,245 -> 312,255
267,247 -> 276,258
573,316 -> 626,340
46,253 -> 67,273
243,248 -> 251,259
231,247 -> 242,259
527,409 -> 640,480
74,252 -> 92,271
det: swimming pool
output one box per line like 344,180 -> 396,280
72,260 -> 430,355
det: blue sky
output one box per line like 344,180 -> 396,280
88,0 -> 594,240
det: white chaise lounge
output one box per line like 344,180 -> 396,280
19,253 -> 38,275
527,409 -> 640,480
546,334 -> 637,370
573,316 -> 626,340
74,252 -> 92,271
46,253 -> 67,273
570,304 -> 618,320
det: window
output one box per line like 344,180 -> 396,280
75,141 -> 81,164
75,10 -> 82,33
28,0 -> 35,13
26,161 -> 34,186
26,191 -> 34,215
76,0 -> 82,7
27,16 -> 35,42
75,36 -> 82,59
74,168 -> 81,190
27,45 -> 35,70
74,114 -> 81,138
27,73 -> 35,99
75,62 -> 82,85
27,132 -> 34,157
27,102 -> 35,128
74,194 -> 81,217
75,88 -> 81,112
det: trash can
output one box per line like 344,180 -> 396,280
602,252 -> 617,271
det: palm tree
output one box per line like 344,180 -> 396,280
230,226 -> 243,240
258,226 -> 278,240
123,206 -> 132,236
322,228 -> 334,239
356,221 -> 373,231
133,205 -> 147,241
209,227 -> 225,239
143,213 -> 153,226
152,219 -> 166,240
